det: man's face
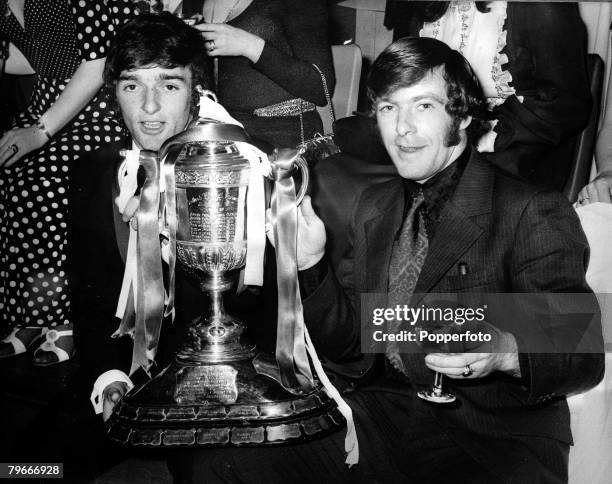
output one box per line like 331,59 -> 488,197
375,71 -> 470,182
116,65 -> 193,151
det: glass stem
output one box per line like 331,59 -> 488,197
433,372 -> 444,395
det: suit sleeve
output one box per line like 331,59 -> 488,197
302,189 -> 363,362
509,190 -> 604,404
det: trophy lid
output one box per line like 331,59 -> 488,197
160,118 -> 253,172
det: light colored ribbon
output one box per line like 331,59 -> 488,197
235,142 -> 270,287
269,152 -> 315,393
199,93 -> 245,127
266,150 -> 359,464
304,327 -> 359,466
114,150 -> 165,374
115,148 -> 140,327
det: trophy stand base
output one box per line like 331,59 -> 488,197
107,352 -> 345,448
107,272 -> 344,447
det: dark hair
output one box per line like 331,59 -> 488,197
104,12 -> 210,113
367,36 -> 490,145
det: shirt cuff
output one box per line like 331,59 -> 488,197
90,369 -> 134,415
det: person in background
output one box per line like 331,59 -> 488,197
71,11 -> 210,417
180,0 -> 334,148
578,38 -> 612,205
0,0 -> 138,365
384,1 -> 591,191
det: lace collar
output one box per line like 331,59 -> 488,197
420,1 -> 515,107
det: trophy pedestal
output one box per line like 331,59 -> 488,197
107,302 -> 345,448
106,352 -> 345,447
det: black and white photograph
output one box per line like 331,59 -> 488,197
0,0 -> 611,482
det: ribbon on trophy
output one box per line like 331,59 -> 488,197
264,152 -> 358,465
114,149 -> 166,374
264,151 -> 315,392
113,92 -> 358,465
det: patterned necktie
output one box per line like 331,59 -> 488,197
386,189 -> 428,376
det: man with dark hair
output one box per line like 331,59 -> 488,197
366,37 -> 491,147
293,36 -> 604,482
70,12 -> 214,420
103,11 -> 209,119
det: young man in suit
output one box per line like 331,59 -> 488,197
69,12 -> 217,422
72,8 -> 275,425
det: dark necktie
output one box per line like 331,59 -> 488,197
386,189 -> 428,375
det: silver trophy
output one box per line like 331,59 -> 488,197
107,119 -> 345,447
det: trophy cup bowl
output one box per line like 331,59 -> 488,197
106,121 -> 345,448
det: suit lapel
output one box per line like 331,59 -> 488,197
414,152 -> 493,295
413,205 -> 482,295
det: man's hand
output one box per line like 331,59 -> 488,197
102,381 -> 129,422
424,327 -> 521,379
296,196 -> 326,270
0,126 -> 48,168
266,195 -> 326,270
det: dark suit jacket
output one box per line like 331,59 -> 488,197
304,149 -> 604,473
70,143 -> 184,383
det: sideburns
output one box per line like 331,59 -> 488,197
444,116 -> 462,147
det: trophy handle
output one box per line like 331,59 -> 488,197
269,148 -> 309,205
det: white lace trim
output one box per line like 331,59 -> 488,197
420,1 -> 516,104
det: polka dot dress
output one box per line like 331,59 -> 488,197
0,0 -> 137,333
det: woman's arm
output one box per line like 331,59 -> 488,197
578,77 -> 612,204
0,57 -> 105,167
39,57 -> 105,135
252,0 -> 335,106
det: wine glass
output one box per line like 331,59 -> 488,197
415,320 -> 456,403
416,307 -> 493,404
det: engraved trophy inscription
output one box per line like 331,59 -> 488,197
174,365 -> 239,405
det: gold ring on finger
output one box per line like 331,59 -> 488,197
462,364 -> 474,377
